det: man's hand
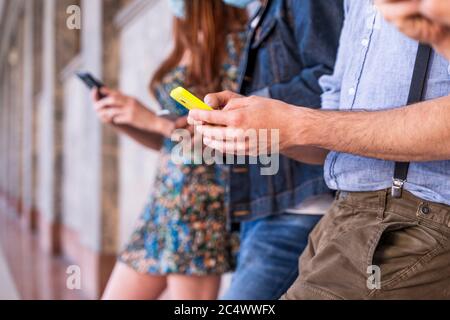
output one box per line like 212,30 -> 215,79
188,90 -> 308,156
419,0 -> 450,26
376,0 -> 450,60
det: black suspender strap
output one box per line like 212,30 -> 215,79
392,44 -> 433,198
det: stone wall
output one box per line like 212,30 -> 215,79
0,0 -> 176,298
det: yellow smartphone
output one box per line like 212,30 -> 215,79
170,87 -> 213,111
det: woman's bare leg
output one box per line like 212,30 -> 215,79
102,262 -> 167,300
167,275 -> 221,300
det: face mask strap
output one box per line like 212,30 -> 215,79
168,0 -> 186,19
222,0 -> 255,9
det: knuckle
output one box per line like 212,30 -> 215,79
247,95 -> 258,103
421,1 -> 441,19
124,112 -> 132,121
229,112 -> 244,127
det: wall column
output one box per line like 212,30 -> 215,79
21,0 -> 35,228
57,0 -> 124,298
37,0 -> 80,253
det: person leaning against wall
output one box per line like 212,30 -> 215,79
91,0 -> 247,300
219,0 -> 344,300
189,0 -> 450,299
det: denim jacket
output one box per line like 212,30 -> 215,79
227,0 -> 344,222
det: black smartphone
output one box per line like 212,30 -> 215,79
76,71 -> 106,99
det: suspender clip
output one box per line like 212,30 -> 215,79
392,178 -> 405,198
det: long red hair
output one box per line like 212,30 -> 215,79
150,0 -> 247,98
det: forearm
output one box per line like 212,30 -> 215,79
114,124 -> 164,151
298,96 -> 450,161
113,115 -> 175,151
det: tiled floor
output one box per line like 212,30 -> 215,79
0,202 -> 85,300
0,197 -> 231,300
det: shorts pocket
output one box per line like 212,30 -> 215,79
367,221 -> 445,291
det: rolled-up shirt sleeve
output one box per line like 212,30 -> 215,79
320,70 -> 342,111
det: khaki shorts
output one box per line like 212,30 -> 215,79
282,190 -> 450,300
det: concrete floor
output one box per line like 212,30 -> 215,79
0,196 -> 231,300
0,245 -> 19,300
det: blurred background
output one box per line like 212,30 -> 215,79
0,0 -> 177,299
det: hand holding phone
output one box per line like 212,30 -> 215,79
76,71 -> 106,99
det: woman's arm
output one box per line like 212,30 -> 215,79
91,88 -> 178,150
113,124 -> 164,151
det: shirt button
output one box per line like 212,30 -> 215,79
361,39 -> 369,47
348,87 -> 356,96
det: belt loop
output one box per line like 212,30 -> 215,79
377,190 -> 388,221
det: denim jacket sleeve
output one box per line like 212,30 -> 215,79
266,0 -> 344,108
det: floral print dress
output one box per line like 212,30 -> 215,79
119,34 -> 243,275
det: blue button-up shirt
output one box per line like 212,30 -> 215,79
320,0 -> 450,206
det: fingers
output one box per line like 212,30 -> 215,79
99,87 -> 117,97
195,125 -> 247,141
375,0 -> 406,4
109,113 -> 130,125
203,137 -> 247,155
189,96 -> 249,126
94,95 -> 126,111
196,124 -> 267,156
204,90 -> 242,109
420,0 -> 450,25
92,86 -> 124,106
188,109 -> 237,126
196,125 -> 229,141
91,89 -> 100,102
97,108 -> 121,124
202,134 -> 262,157
376,0 -> 421,22
94,95 -> 128,126
175,116 -> 189,129
223,97 -> 249,111
187,116 -> 205,126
